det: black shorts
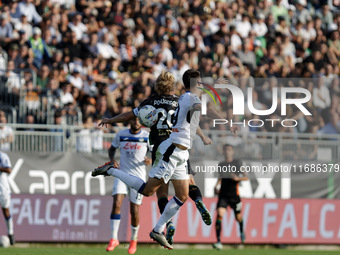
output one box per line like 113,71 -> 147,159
186,159 -> 196,176
217,195 -> 242,214
151,143 -> 159,164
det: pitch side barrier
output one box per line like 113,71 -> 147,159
1,124 -> 339,160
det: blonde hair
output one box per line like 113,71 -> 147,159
155,71 -> 175,95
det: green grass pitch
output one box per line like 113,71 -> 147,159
0,246 -> 339,255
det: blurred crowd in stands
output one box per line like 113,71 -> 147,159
0,0 -> 339,141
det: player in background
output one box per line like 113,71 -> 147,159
98,71 -> 212,244
0,151 -> 15,245
93,69 -> 237,249
105,118 -> 152,254
213,144 -> 248,250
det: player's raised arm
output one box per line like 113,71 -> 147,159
196,126 -> 212,145
99,111 -> 136,128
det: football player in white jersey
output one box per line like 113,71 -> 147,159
92,69 -> 237,249
97,71 -> 213,245
105,118 -> 152,254
0,151 -> 14,245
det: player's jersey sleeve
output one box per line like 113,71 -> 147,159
0,153 -> 11,168
190,94 -> 201,111
132,97 -> 153,117
111,131 -> 121,148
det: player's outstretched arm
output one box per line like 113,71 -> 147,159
196,126 -> 212,145
98,111 -> 136,128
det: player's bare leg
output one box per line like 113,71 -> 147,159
188,175 -> 212,225
213,207 -> 226,250
150,179 -> 189,249
128,202 -> 140,254
107,194 -> 124,251
92,165 -> 173,249
235,211 -> 245,243
93,163 -> 164,196
155,183 -> 176,245
2,208 -> 14,245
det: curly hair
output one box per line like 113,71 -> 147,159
155,71 -> 175,95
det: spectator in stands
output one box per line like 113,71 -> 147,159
96,32 -> 119,60
318,112 -> 340,134
0,60 -> 21,96
16,0 -> 42,24
313,77 -> 331,110
67,68 -> 83,90
271,0 -> 288,23
36,64 -> 50,91
7,44 -> 20,72
295,0 -> 310,25
0,110 -> 13,151
68,13 -> 87,41
0,13 -> 13,44
25,80 -> 40,111
14,14 -> 32,41
64,31 -> 89,61
252,14 -> 268,38
315,3 -> 333,30
59,82 -> 74,106
236,13 -> 252,39
237,39 -> 257,71
27,27 -> 51,69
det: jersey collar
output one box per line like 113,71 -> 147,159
129,129 -> 141,135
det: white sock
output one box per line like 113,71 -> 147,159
131,225 -> 139,241
107,168 -> 146,193
153,196 -> 183,233
6,216 -> 14,235
110,214 -> 121,239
